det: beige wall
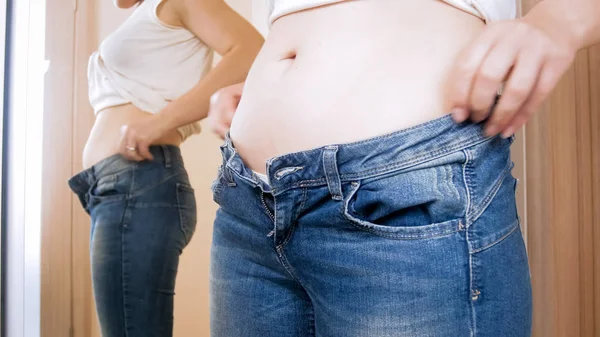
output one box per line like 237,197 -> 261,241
177,2 -> 254,335
88,1 -> 255,336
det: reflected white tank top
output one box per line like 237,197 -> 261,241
88,0 -> 213,140
267,0 -> 517,24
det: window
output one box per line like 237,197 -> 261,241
3,0 -> 47,335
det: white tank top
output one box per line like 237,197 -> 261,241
88,0 -> 213,140
268,0 -> 517,24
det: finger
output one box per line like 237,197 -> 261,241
485,49 -> 543,136
499,113 -> 530,139
137,142 -> 154,161
212,123 -> 229,140
120,130 -> 145,162
217,106 -> 235,128
121,147 -> 145,161
447,25 -> 504,122
208,114 -> 228,137
500,62 -> 563,137
469,32 -> 522,123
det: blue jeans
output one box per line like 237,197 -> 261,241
210,115 -> 532,337
69,145 -> 196,337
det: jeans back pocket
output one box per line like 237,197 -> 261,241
176,183 -> 197,246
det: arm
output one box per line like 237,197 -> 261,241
446,0 -> 600,138
527,0 -> 600,50
119,0 -> 263,160
158,0 -> 263,130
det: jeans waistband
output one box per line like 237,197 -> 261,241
222,115 -> 495,196
68,145 -> 183,197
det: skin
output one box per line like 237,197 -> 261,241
446,0 -> 600,138
207,0 -> 600,141
115,0 -> 142,8
207,81 -> 243,139
115,0 -> 264,161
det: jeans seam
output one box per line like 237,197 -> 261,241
462,147 -> 476,336
260,192 -> 275,222
468,159 -> 513,225
470,221 -> 519,254
121,166 -> 137,336
121,205 -> 132,337
126,172 -> 181,199
275,246 -> 307,288
307,300 -> 316,336
176,183 -> 194,245
468,228 -> 477,337
462,149 -> 473,227
279,188 -> 308,249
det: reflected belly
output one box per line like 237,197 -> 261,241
82,104 -> 182,169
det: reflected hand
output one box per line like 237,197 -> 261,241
118,114 -> 170,162
207,82 -> 244,139
446,14 -> 576,138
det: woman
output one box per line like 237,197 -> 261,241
131,0 -> 599,336
68,0 -> 263,336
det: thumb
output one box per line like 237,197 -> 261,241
138,142 -> 154,161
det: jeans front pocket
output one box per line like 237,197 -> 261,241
176,183 -> 197,246
87,173 -> 129,211
340,163 -> 467,240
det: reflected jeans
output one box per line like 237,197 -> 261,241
69,145 -> 196,337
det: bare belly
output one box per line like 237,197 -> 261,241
229,0 -> 485,173
83,104 -> 182,169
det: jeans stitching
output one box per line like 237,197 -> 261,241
273,246 -> 315,336
284,138 -> 493,193
307,300 -> 316,336
176,183 -> 196,245
468,159 -> 513,225
279,188 -> 309,249
275,246 -> 306,287
470,221 -> 519,254
260,192 -> 275,222
121,206 -> 132,336
340,182 -> 462,239
463,148 -> 478,336
121,166 -> 136,337
462,150 -> 473,227
211,166 -> 225,203
127,172 -> 181,199
340,139 -> 488,179
468,243 -> 477,337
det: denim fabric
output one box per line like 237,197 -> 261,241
210,115 -> 532,337
69,145 -> 196,337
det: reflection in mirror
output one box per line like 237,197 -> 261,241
68,0 -> 262,336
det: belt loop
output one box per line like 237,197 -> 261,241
323,146 -> 342,201
161,145 -> 172,168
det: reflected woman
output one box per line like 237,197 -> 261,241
68,0 -> 263,336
